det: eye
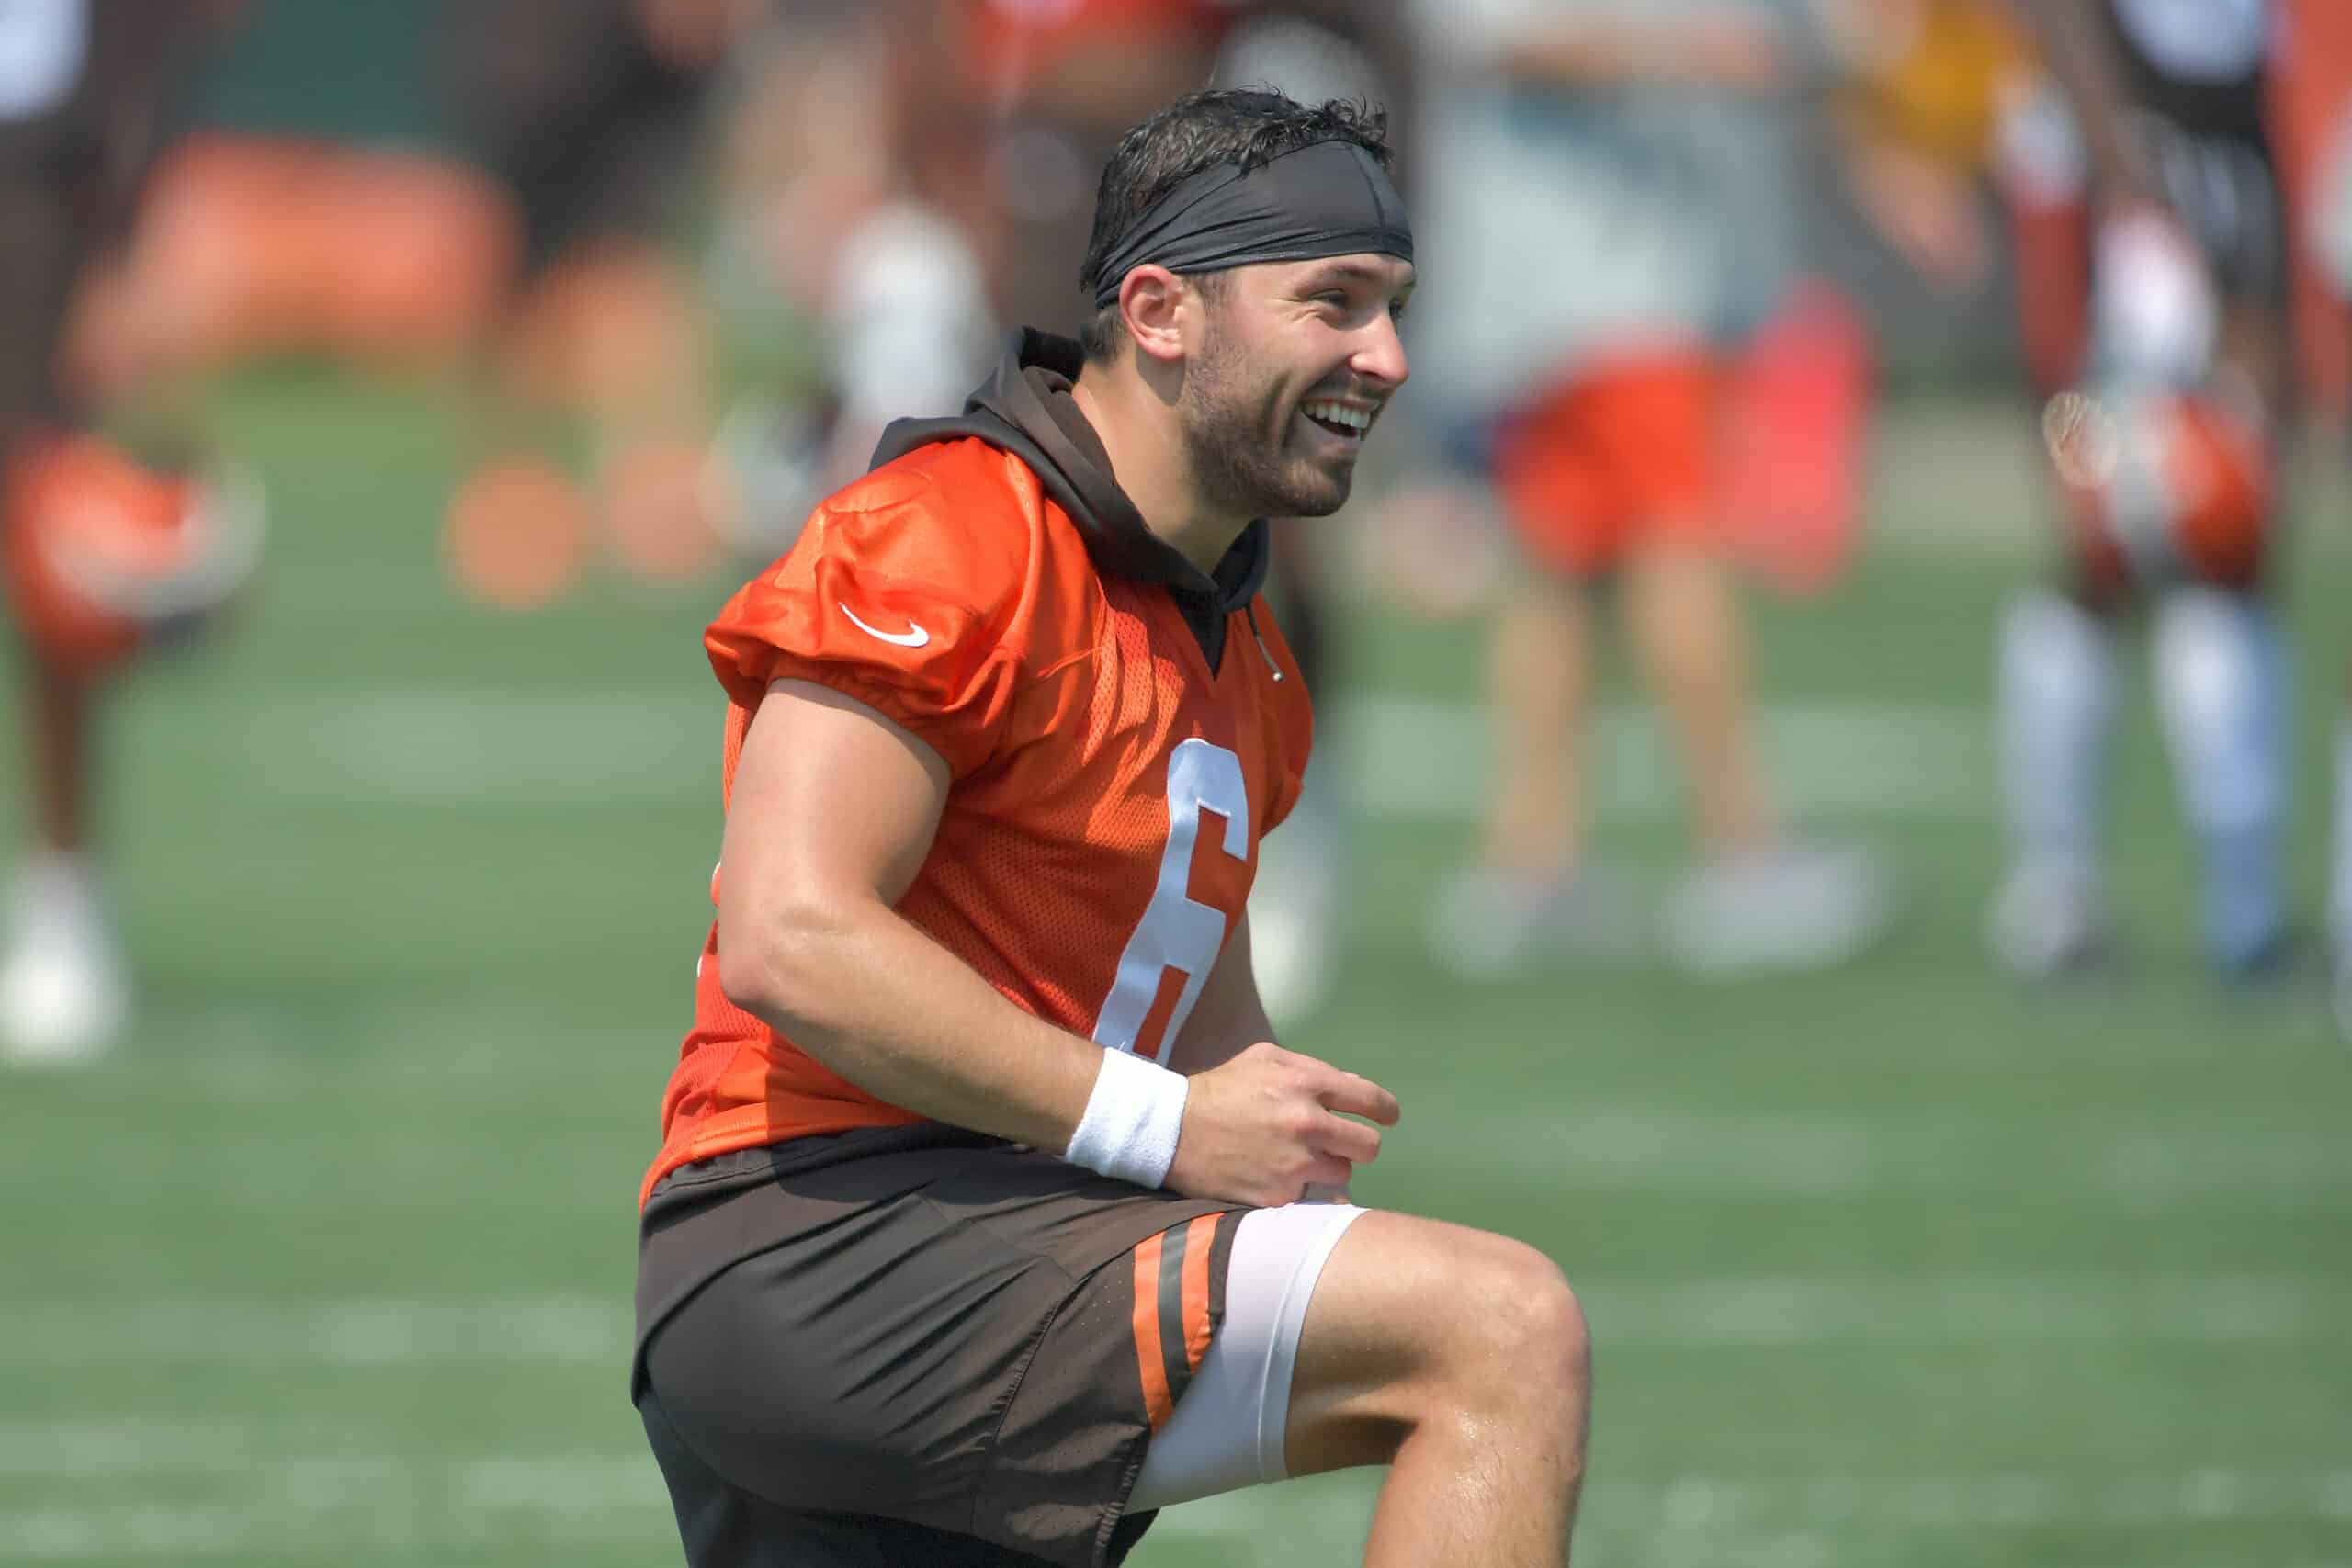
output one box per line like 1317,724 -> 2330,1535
1388,298 -> 1411,323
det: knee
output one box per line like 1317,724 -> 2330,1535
1498,1247 -> 1591,1408
1430,1238 -> 1590,1417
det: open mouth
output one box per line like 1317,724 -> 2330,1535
1300,398 -> 1374,444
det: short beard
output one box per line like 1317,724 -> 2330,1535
1179,321 -> 1351,522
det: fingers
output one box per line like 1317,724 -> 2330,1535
1311,1066 -> 1400,1127
1301,1155 -> 1356,1194
1313,1111 -> 1383,1167
1193,1046 -> 1399,1204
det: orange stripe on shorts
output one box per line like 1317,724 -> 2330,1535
1131,1230 -> 1173,1428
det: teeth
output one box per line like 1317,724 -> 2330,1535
1302,400 -> 1372,432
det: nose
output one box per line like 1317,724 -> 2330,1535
1351,311 -> 1409,392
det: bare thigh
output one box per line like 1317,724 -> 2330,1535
1279,1210 -> 1585,1477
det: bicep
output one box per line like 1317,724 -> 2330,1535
719,678 -> 952,931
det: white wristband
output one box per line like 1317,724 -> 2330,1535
1064,1047 -> 1189,1189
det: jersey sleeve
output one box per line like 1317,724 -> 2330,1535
706,479 -> 1033,779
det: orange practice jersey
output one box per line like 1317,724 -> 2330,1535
643,437 -> 1312,1204
959,0 -> 1230,94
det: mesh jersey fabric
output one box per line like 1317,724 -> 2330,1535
643,434 -> 1313,1204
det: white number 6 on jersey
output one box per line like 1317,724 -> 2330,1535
1093,739 -> 1249,1060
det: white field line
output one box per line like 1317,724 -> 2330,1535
103,994 -> 664,1098
0,1458 -> 676,1560
10,1296 -> 628,1369
1153,1466 -> 2352,1556
111,987 -> 2310,1095
0,1420 -> 391,1478
1581,1273 -> 2352,1348
128,688 -> 1988,821
1422,1101 -> 2352,1205
1333,694 -> 1986,822
0,1130 -> 632,1213
17,1100 -> 2344,1211
10,1272 -> 2346,1372
3,1455 -> 2349,1560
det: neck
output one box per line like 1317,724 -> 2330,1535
1069,363 -> 1250,574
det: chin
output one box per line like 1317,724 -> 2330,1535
1283,488 -> 1350,518
1282,472 -> 1353,517
1250,457 -> 1351,518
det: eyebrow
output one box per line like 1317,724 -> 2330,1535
1306,260 -> 1417,293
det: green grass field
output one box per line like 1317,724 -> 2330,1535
3,375 -> 2347,1566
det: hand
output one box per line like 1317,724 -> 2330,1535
1845,141 -> 1994,290
1165,1042 -> 1400,1208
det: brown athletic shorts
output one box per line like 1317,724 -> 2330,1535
633,1125 -> 1249,1568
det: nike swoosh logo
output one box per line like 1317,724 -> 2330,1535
839,603 -> 931,648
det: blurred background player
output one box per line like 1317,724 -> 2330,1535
1402,0 -> 1895,980
2268,0 -> 2352,1032
696,0 -> 999,560
435,0 -> 754,604
1982,0 -> 2297,984
1824,0 -> 2035,295
0,0 -> 251,1066
68,2 -> 804,606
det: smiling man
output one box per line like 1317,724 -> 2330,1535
631,89 -> 1591,1568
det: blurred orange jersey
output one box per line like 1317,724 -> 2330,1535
959,0 -> 1229,92
643,337 -> 1312,1204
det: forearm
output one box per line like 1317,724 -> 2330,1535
1998,0 -> 2160,205
721,898 -> 1104,1153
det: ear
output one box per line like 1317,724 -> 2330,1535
1117,265 -> 1191,366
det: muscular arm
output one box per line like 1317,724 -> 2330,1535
1162,912 -> 1277,1077
718,676 -> 1399,1204
714,678 -> 1103,1152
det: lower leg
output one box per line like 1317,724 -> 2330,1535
1996,586 -> 2118,880
27,656 -> 93,855
1987,585 -> 2120,974
1622,539 -> 1772,855
2330,693 -> 2352,1036
2150,585 -> 2288,973
5,657 -> 127,1062
1359,1391 -> 1587,1567
1477,579 -> 1590,874
2332,694 -> 2352,950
